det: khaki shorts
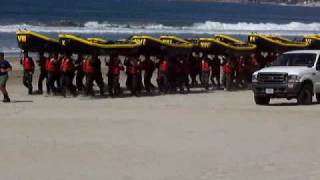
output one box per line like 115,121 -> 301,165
0,75 -> 8,87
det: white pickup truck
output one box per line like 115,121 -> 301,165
252,50 -> 320,105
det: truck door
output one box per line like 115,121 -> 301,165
314,56 -> 320,93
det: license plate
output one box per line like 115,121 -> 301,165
265,88 -> 274,94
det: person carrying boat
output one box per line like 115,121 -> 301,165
266,52 -> 277,66
83,53 -> 104,96
173,57 -> 185,93
136,56 -> 144,94
190,52 -> 201,87
124,56 -> 141,96
94,54 -> 105,96
36,52 -> 48,94
256,52 -> 267,69
75,54 -> 85,92
182,57 -> 191,92
210,55 -> 221,90
46,52 -> 60,95
223,58 -> 233,91
60,53 -> 76,97
200,56 -> 210,90
246,54 -> 258,83
20,51 -> 35,95
0,52 -> 12,102
142,55 -> 156,93
156,56 -> 170,93
236,56 -> 246,89
107,56 -> 124,97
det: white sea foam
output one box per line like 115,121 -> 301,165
1,21 -> 320,35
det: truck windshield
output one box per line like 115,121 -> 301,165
272,53 -> 317,67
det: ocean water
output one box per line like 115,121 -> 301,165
1,0 -> 320,54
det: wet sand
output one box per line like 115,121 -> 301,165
1,60 -> 320,180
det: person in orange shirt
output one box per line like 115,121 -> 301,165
20,51 -> 35,94
156,56 -> 170,93
107,56 -> 124,97
46,52 -> 60,95
83,53 -> 104,96
223,58 -> 233,91
200,56 -> 210,90
124,56 -> 141,96
60,53 -> 76,97
236,56 -> 246,89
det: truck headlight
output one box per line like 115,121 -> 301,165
288,75 -> 299,83
252,74 -> 258,83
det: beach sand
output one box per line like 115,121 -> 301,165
1,59 -> 320,180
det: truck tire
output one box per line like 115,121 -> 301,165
316,93 -> 320,103
254,96 -> 270,105
297,84 -> 313,105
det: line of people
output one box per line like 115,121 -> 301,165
19,51 -> 278,97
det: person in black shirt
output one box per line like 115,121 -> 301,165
36,52 -> 48,94
210,55 -> 221,89
0,52 -> 12,102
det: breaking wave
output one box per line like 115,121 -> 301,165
1,21 -> 320,35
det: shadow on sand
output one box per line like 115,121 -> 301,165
11,100 -> 34,103
265,101 -> 320,106
79,87 -> 217,100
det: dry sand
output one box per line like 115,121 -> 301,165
1,60 -> 320,180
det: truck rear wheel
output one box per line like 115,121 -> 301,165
297,84 -> 313,105
316,93 -> 320,103
254,96 -> 270,105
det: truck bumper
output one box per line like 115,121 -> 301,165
252,82 -> 301,98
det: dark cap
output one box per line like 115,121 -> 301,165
0,52 -> 4,57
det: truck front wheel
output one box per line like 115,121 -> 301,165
254,96 -> 270,105
297,84 -> 313,105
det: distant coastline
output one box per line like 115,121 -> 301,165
184,0 -> 320,7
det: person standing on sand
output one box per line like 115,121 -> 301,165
75,54 -> 85,92
107,56 -> 124,97
200,56 -> 210,90
125,56 -> 139,96
223,58 -> 233,91
0,52 -> 12,102
46,53 -> 60,95
156,56 -> 170,93
210,55 -> 221,89
142,55 -> 156,93
20,51 -> 35,95
60,53 -> 76,97
36,52 -> 48,94
83,53 -> 105,96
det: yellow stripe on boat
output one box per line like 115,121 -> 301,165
87,38 -> 108,44
248,34 -> 308,48
59,34 -> 140,49
159,35 -> 194,45
199,37 -> 256,51
131,35 -> 193,48
214,34 -> 245,45
303,35 -> 320,45
16,30 -> 59,43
